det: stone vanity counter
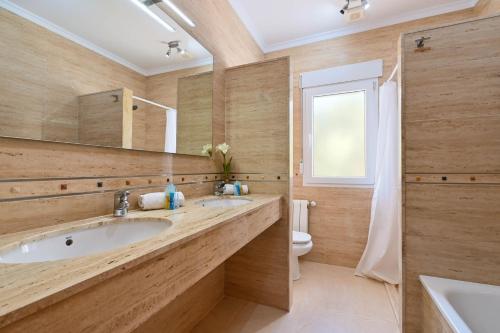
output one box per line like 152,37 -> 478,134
0,194 -> 282,330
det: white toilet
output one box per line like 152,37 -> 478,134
292,200 -> 313,280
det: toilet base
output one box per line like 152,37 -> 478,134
292,255 -> 301,280
292,241 -> 313,281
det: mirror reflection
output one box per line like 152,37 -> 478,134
0,0 -> 213,156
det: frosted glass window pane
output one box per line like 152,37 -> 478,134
312,91 -> 366,178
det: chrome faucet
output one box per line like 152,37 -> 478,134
114,190 -> 130,217
214,181 -> 225,196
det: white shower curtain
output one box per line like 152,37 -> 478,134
355,80 -> 401,285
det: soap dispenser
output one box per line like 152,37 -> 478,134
165,183 -> 176,210
234,181 -> 242,196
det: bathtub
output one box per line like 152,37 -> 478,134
420,275 -> 500,333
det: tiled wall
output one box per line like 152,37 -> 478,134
265,5 -> 488,268
402,14 -> 500,333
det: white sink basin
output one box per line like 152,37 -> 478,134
196,197 -> 252,208
0,218 -> 171,264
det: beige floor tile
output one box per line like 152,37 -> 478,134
192,261 -> 399,333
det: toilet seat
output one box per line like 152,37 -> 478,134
293,231 -> 311,244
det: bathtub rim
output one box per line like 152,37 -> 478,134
420,275 -> 474,333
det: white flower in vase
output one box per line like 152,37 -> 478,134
201,143 -> 213,157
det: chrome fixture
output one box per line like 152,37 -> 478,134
114,190 -> 130,217
415,36 -> 432,49
214,181 -> 225,196
164,40 -> 189,58
339,0 -> 369,21
307,201 -> 317,208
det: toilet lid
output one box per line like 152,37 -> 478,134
293,231 -> 311,244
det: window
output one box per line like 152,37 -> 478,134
303,78 -> 378,186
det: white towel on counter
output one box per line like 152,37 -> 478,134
223,184 -> 249,195
138,192 -> 185,210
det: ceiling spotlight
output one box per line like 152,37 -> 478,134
164,40 -> 189,58
339,0 -> 369,22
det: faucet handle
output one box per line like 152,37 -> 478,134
114,190 -> 130,217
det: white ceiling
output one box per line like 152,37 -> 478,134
4,0 -> 213,75
229,0 -> 478,52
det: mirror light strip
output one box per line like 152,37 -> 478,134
129,0 -> 175,32
162,0 -> 196,27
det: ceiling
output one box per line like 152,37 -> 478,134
229,0 -> 478,52
4,0 -> 213,76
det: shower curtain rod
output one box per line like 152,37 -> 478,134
132,96 -> 175,111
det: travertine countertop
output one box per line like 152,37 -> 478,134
0,194 -> 281,327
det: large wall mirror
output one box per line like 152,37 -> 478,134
0,0 -> 214,157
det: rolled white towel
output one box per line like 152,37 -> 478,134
174,191 -> 185,207
138,191 -> 185,210
223,184 -> 249,195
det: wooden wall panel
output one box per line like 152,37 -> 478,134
225,59 -> 290,174
144,65 -> 213,152
403,17 -> 500,173
0,8 -> 147,144
295,186 -> 372,268
133,265 -> 225,333
265,7 -> 480,268
224,58 -> 291,311
0,138 -> 216,180
402,15 -> 500,333
474,0 -> 500,16
0,179 -> 217,235
177,71 -> 213,155
212,62 -> 226,147
404,184 -> 500,333
78,89 -> 129,148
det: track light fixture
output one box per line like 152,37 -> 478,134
339,0 -> 369,22
164,40 -> 189,58
340,0 -> 370,14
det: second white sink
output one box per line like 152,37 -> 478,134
196,198 -> 252,208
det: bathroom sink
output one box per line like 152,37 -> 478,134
196,197 -> 252,208
0,218 -> 171,264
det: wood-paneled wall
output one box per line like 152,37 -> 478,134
0,2 -> 269,331
0,0 -> 263,232
0,8 -> 146,144
0,8 -> 218,232
78,88 -> 133,149
144,65 -> 213,152
474,0 -> 500,16
224,58 -> 292,311
401,14 -> 500,333
158,0 -> 263,68
177,71 -> 213,155
265,5 -> 488,268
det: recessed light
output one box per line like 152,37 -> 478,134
129,0 -> 175,32
162,0 -> 196,27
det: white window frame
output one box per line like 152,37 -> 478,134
302,78 -> 378,187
